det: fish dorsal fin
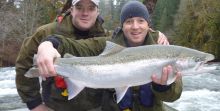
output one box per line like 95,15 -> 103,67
99,41 -> 125,56
115,86 -> 129,103
54,53 -> 75,64
64,53 -> 75,58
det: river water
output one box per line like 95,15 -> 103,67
0,63 -> 220,111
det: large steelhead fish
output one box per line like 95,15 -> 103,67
25,41 -> 217,103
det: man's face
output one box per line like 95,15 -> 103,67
71,0 -> 99,31
122,17 -> 149,47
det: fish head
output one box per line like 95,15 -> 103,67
189,52 -> 214,66
177,52 -> 215,75
193,52 -> 214,63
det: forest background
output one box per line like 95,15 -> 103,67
0,0 -> 220,67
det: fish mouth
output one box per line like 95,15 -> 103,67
194,54 -> 214,71
206,54 -> 215,62
194,61 -> 204,71
196,54 -> 213,68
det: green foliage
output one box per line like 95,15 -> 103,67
152,0 -> 180,31
55,1 -> 65,9
172,0 -> 220,60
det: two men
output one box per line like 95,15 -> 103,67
35,1 -> 182,111
16,0 -> 170,111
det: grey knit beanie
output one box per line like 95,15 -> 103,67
120,1 -> 151,26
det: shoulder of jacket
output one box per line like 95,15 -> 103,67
36,22 -> 57,32
149,28 -> 159,34
149,29 -> 159,38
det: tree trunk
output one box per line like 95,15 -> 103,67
143,0 -> 157,15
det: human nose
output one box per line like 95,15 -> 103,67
81,8 -> 89,15
131,21 -> 139,29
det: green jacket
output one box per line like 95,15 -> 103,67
15,14 -> 109,110
52,29 -> 182,111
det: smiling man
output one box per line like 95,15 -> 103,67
16,0 -> 111,111
71,0 -> 100,31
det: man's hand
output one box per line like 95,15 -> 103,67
151,65 -> 181,85
37,41 -> 61,78
31,104 -> 52,111
157,31 -> 169,45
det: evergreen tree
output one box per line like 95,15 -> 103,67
173,0 -> 220,60
152,0 -> 180,31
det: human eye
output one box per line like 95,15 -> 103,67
75,5 -> 82,10
138,18 -> 146,23
124,19 -> 132,24
89,5 -> 96,11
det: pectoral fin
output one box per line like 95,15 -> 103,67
64,78 -> 85,100
115,86 -> 129,103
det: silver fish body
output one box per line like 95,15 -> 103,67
25,41 -> 216,103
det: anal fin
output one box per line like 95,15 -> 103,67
115,86 -> 129,103
64,78 -> 85,100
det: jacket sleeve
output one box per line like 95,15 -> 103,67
15,23 -> 56,110
53,35 -> 111,57
151,78 -> 183,102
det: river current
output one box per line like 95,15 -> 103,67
0,63 -> 220,111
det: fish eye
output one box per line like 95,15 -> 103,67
194,57 -> 202,62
